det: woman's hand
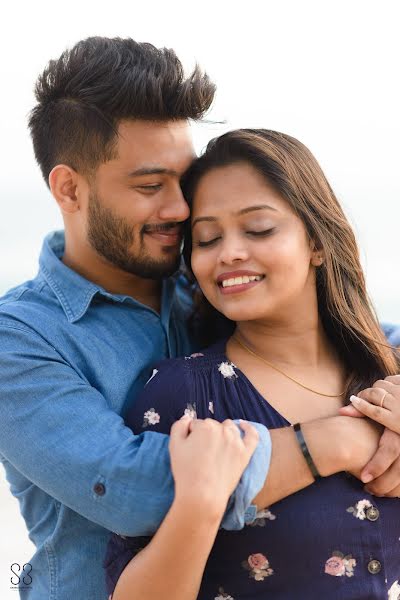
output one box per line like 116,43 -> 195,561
113,416 -> 259,600
340,375 -> 400,433
334,416 -> 383,480
339,374 -> 400,496
169,416 -> 259,517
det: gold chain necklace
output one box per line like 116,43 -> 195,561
233,334 -> 346,397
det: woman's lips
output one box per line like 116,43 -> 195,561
218,275 -> 265,295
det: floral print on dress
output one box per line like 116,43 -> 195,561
209,401 -> 214,414
142,408 -> 161,427
145,368 -> 158,386
215,587 -> 234,600
324,551 -> 356,577
249,508 -> 276,527
242,553 -> 274,581
183,402 -> 197,419
346,498 -> 373,520
388,580 -> 400,599
184,352 -> 205,360
218,362 -> 238,379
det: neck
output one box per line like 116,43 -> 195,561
62,232 -> 161,310
234,314 -> 334,369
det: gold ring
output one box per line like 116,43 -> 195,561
380,391 -> 388,409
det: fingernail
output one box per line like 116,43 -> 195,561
361,473 -> 373,483
350,394 -> 361,404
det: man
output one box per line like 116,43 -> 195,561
0,37 -> 399,599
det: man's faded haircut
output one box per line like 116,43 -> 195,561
29,36 -> 216,185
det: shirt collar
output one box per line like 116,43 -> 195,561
39,230 -> 176,324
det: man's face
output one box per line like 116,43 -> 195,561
86,120 -> 195,279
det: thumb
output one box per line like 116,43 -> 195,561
338,405 -> 365,418
170,415 -> 192,441
238,420 -> 259,453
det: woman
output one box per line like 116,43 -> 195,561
104,129 -> 400,599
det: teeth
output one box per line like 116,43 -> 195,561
221,275 -> 262,288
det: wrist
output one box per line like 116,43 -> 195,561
173,489 -> 227,525
301,417 -> 348,477
292,423 -> 321,480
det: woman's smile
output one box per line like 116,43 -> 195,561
217,270 -> 265,295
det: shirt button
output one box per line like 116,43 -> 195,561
366,506 -> 380,521
367,559 -> 382,574
93,482 -> 106,496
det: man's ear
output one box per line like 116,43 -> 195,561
49,164 -> 81,215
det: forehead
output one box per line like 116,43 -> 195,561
192,161 -> 289,217
114,119 -> 195,172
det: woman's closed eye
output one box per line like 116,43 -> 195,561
196,228 -> 275,248
247,228 -> 276,237
197,236 -> 221,247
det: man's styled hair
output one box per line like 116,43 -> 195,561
29,37 -> 216,185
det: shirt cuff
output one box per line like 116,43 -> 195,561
220,421 -> 271,530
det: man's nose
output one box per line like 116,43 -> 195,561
158,185 -> 190,222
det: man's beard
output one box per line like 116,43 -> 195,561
87,192 -> 182,279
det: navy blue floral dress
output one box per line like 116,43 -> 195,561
104,339 -> 400,600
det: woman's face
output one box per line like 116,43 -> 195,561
190,161 -> 321,324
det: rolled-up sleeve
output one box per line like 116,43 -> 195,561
222,421 -> 271,530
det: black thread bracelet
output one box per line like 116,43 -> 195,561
293,423 -> 321,480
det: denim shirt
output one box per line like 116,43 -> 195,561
0,231 -> 271,600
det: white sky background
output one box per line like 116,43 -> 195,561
0,0 -> 399,320
0,1 -> 399,595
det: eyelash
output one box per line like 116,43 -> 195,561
197,228 -> 275,247
136,184 -> 162,193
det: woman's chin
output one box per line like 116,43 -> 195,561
218,306 -> 267,323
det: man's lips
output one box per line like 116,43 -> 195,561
144,227 -> 182,246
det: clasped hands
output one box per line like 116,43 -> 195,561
339,374 -> 400,497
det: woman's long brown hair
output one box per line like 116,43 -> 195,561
182,129 -> 399,398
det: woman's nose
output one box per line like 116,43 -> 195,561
218,237 -> 249,265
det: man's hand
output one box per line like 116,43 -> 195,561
339,374 -> 400,496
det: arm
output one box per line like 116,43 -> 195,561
0,321 -> 176,536
0,320 -> 266,536
252,415 -> 382,509
113,417 -> 259,600
110,414 -> 382,600
113,496 -> 222,600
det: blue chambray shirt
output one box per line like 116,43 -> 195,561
0,231 -> 271,600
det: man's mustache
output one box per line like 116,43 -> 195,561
142,222 -> 184,234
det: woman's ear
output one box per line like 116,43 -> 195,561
310,241 -> 325,266
48,164 -> 81,215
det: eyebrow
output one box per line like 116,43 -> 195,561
192,204 -> 277,228
127,167 -> 179,178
